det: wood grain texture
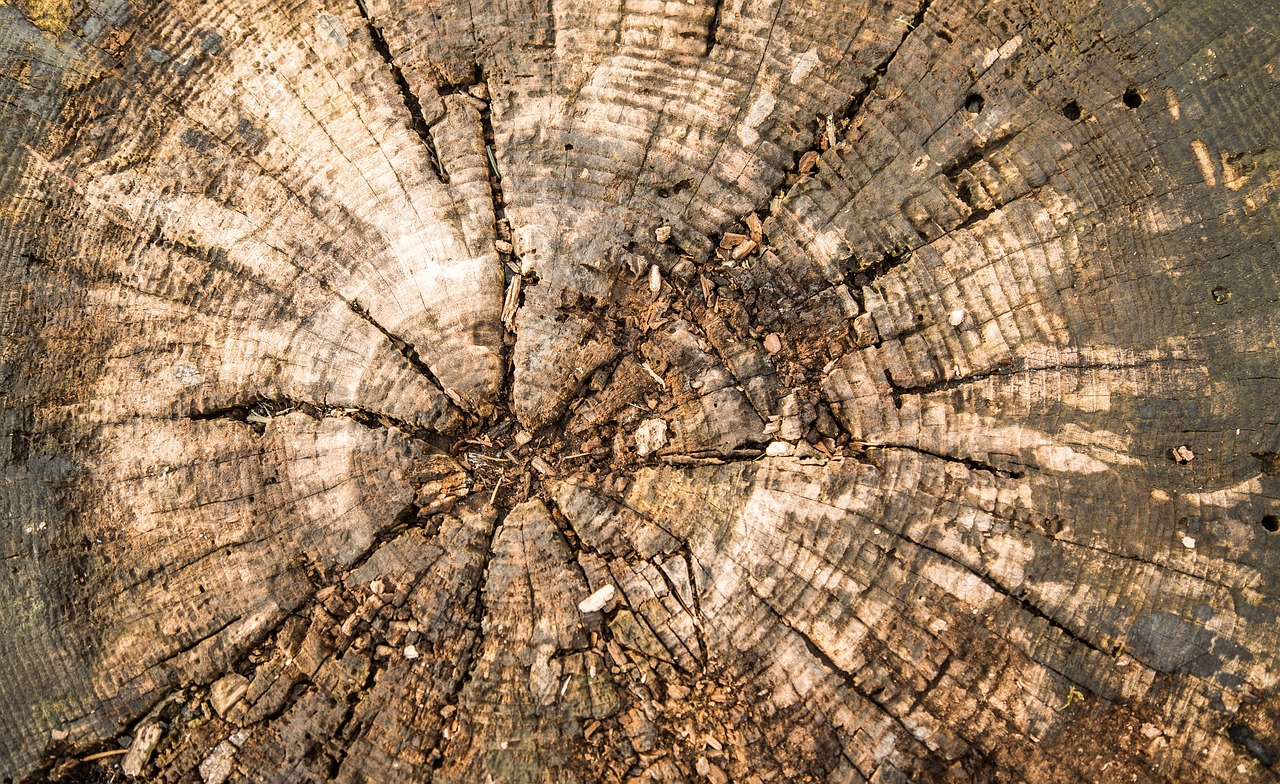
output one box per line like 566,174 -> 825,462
1,0 -> 1278,782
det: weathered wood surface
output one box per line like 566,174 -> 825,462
1,0 -> 1278,781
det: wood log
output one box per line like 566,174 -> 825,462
1,0 -> 1277,782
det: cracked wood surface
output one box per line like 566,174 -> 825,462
1,0 -> 1278,782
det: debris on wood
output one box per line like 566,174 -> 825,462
763,333 -> 782,354
494,239 -> 513,254
635,419 -> 669,457
578,584 -> 615,613
765,441 -> 794,457
641,361 -> 667,389
649,264 -> 662,293
403,644 -> 420,660
121,722 -> 163,777
198,741 -> 237,784
502,275 -> 522,330
1171,445 -> 1195,464
948,308 -> 967,326
731,239 -> 758,260
209,673 -> 249,718
744,212 -> 763,241
798,150 -> 820,172
655,225 -> 671,243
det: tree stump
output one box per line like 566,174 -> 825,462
2,0 -> 1278,782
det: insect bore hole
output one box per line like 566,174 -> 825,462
1123,88 -> 1143,108
1262,514 -> 1279,533
1062,101 -> 1082,121
964,94 -> 985,113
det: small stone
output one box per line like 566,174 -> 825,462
121,723 -> 163,777
209,673 -> 250,718
369,579 -> 385,596
403,644 -> 420,660
578,584 -> 615,613
948,308 -> 966,326
762,333 -> 782,354
655,225 -> 671,243
765,441 -> 794,457
1181,536 -> 1196,549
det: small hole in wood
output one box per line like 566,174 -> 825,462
1062,101 -> 1081,121
1123,88 -> 1143,108
936,29 -> 953,43
564,143 -> 573,150
964,94 -> 985,113
1262,515 -> 1279,533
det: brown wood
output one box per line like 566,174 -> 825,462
2,0 -> 1278,782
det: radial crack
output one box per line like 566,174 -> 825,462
356,0 -> 448,181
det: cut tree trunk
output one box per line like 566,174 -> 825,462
1,0 -> 1278,782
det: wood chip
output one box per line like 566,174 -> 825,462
744,212 -> 763,241
121,723 -> 163,777
700,275 -> 715,303
494,239 -> 513,254
530,455 -> 556,476
501,275 -> 522,330
1171,445 -> 1194,464
578,584 -> 615,613
798,150 -> 820,172
209,673 -> 249,718
720,232 -> 748,249
648,264 -> 662,293
635,418 -> 669,457
762,333 -> 782,354
731,239 -> 757,260
655,225 -> 671,243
